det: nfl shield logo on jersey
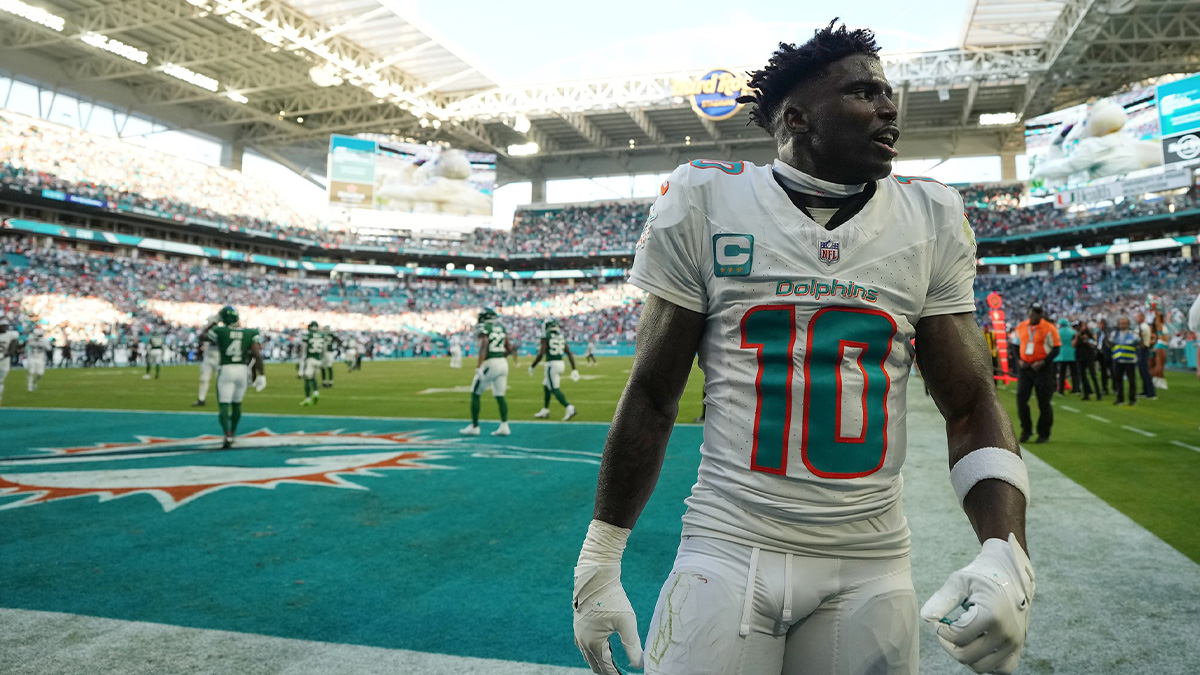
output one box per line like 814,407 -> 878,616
819,240 -> 840,265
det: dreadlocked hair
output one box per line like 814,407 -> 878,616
738,19 -> 881,135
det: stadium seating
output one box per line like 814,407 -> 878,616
0,240 -> 642,359
975,254 -> 1200,337
2,108 -> 1198,256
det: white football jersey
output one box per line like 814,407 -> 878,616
629,159 -> 977,559
0,330 -> 19,356
25,337 -> 51,359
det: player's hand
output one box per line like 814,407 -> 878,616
571,369 -> 581,382
921,534 -> 1035,674
253,375 -> 267,392
574,521 -> 642,675
528,366 -> 535,377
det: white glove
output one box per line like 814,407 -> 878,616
529,366 -> 536,376
571,369 -> 581,381
573,520 -> 642,675
253,375 -> 267,392
921,534 -> 1035,674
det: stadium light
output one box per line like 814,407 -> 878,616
465,264 -> 475,272
226,91 -> 249,104
80,33 -> 148,64
161,63 -> 219,92
508,142 -> 539,156
979,112 -> 1019,126
0,0 -> 64,31
446,263 -> 455,271
513,114 -> 531,134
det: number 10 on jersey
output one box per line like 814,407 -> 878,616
740,305 -> 897,479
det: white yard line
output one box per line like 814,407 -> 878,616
1170,440 -> 1200,453
1121,425 -> 1156,438
1086,414 -> 1111,423
1060,405 -> 1081,413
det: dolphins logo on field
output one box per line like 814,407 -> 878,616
0,429 -> 604,512
0,429 -> 455,512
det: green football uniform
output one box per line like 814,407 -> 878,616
206,325 -> 261,365
304,330 -> 327,359
476,321 -> 509,359
544,328 -> 566,362
149,336 -> 165,349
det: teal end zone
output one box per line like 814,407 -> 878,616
0,409 -> 702,668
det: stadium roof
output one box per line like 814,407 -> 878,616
0,0 -> 1196,183
959,0 -> 1068,47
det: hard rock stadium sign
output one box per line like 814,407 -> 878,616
670,69 -> 752,121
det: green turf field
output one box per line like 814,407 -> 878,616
5,358 -> 1199,563
992,372 -> 1200,563
1,358 -> 706,423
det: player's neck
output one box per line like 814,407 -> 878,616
772,159 -> 867,200
772,171 -> 876,230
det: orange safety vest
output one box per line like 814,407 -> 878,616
1014,319 -> 1061,363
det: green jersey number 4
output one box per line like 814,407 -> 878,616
740,305 -> 897,479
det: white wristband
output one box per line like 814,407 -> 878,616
950,446 -> 1030,507
577,519 -> 631,565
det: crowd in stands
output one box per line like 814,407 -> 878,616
0,238 -> 643,363
3,108 -> 1199,255
0,111 -> 324,241
968,189 -> 1200,239
975,254 -> 1200,372
958,183 -> 1024,210
503,202 -> 647,255
975,254 -> 1200,326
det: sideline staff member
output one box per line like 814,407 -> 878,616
1012,303 -> 1061,443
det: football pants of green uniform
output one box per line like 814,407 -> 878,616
218,401 -> 243,432
543,386 -> 570,408
470,394 -> 508,424
218,402 -> 244,436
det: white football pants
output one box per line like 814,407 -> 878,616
471,357 -> 509,396
27,356 -> 46,390
542,360 -> 565,389
217,364 -> 249,404
301,357 -> 322,380
644,536 -> 917,675
199,351 -> 220,401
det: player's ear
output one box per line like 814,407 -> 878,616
781,104 -> 809,135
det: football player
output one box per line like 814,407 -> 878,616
321,324 -> 339,388
299,321 -> 325,405
572,22 -> 1032,675
0,319 -> 20,405
461,308 -> 516,437
584,339 -> 597,365
193,313 -> 222,407
24,328 -> 51,392
206,306 -> 265,448
449,334 -> 464,369
143,331 -> 165,380
529,318 -> 580,420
